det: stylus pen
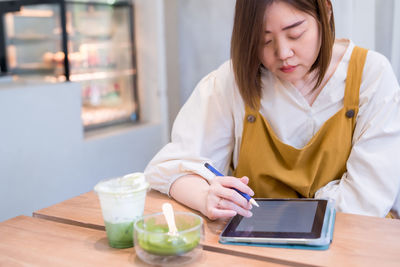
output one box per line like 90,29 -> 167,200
204,163 -> 259,207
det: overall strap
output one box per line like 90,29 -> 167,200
344,46 -> 368,109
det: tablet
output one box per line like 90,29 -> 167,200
220,198 -> 334,246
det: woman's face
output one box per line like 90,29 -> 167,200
260,1 -> 321,86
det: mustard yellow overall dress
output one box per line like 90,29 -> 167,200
233,46 -> 368,199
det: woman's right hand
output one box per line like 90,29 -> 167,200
203,176 -> 254,220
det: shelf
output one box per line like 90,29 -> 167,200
71,32 -> 113,41
81,106 -> 136,130
8,35 -> 57,45
10,63 -> 55,75
65,0 -> 131,6
13,9 -> 55,18
8,35 -> 130,48
70,68 -> 136,82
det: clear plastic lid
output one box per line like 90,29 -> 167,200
94,172 -> 149,195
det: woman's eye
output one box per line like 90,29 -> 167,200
265,40 -> 272,45
289,31 -> 304,40
289,35 -> 301,40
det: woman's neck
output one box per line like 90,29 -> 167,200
296,39 -> 350,106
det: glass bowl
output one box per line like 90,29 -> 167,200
134,211 -> 204,266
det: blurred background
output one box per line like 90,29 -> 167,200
0,0 -> 399,222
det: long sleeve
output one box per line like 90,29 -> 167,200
144,63 -> 238,195
315,53 -> 400,217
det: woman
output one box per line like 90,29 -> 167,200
145,0 -> 400,220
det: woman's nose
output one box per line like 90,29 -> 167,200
275,40 -> 294,61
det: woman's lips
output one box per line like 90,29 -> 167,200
280,65 -> 296,73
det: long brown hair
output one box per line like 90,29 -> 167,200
231,0 -> 335,109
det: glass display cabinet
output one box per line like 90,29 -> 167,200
0,0 -> 139,130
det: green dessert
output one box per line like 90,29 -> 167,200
136,219 -> 201,256
105,221 -> 134,248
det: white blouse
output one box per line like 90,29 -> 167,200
145,40 -> 400,218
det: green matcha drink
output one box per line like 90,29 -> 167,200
104,221 -> 134,249
134,212 -> 203,258
137,225 -> 201,255
95,173 -> 149,249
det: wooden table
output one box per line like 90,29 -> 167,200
0,216 -> 279,266
32,190 -> 400,267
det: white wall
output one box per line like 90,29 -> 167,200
135,0 -> 169,141
163,0 -> 180,133
177,0 -> 235,104
333,0 -> 376,50
0,0 -> 169,222
333,0 -> 400,81
159,0 -> 236,134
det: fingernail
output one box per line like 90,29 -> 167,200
250,190 -> 255,196
247,211 -> 253,217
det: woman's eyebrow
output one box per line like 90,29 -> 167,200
265,19 -> 306,33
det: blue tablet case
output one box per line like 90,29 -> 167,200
219,203 -> 336,250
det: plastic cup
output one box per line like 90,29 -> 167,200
94,172 -> 149,248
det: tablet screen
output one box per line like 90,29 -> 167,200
221,199 -> 327,239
